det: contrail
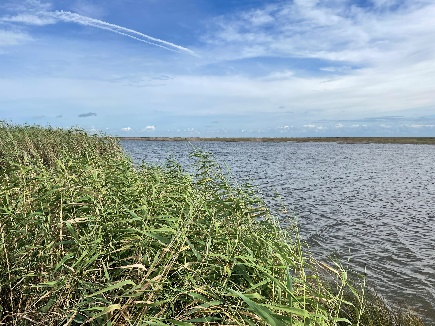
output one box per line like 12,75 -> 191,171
65,19 -> 182,53
2,9 -> 195,55
50,11 -> 195,55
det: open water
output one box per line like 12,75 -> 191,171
122,140 -> 435,323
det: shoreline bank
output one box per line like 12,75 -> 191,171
118,136 -> 435,145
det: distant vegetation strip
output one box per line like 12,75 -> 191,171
119,137 -> 435,144
0,123 -> 424,325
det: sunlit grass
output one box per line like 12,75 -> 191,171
0,123 -> 424,325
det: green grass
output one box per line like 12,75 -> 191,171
0,123 -> 424,325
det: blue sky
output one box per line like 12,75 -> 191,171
1,0 -> 434,137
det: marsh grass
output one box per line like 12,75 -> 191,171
0,123 -> 424,325
339,288 -> 424,326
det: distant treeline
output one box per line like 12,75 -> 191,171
119,136 -> 435,144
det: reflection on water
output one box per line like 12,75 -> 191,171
122,140 -> 435,323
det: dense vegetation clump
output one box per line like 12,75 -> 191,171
0,123 -> 424,325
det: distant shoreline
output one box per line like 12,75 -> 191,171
118,137 -> 435,145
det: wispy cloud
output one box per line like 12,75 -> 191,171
109,75 -> 170,87
1,5 -> 195,55
78,112 -> 97,118
405,124 -> 435,128
2,13 -> 56,25
70,0 -> 106,18
320,66 -> 352,73
261,70 -> 294,81
0,29 -> 31,46
1,0 -> 53,13
1,1 -> 434,137
52,11 -> 195,55
207,1 -> 435,66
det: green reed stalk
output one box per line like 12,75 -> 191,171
0,123 -> 424,325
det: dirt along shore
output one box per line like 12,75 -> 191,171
119,137 -> 435,145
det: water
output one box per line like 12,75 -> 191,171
121,140 -> 435,323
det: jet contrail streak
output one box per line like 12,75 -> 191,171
76,21 -> 182,53
51,11 -> 195,55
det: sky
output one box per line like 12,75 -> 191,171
1,0 -> 434,137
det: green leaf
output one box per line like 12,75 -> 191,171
54,253 -> 74,272
229,289 -> 282,326
186,317 -> 221,323
333,317 -> 352,324
85,304 -> 121,323
166,320 -> 195,326
142,231 -> 171,244
186,238 -> 202,261
87,280 -> 135,298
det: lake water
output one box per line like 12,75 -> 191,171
121,140 -> 435,323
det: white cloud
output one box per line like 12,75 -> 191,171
70,1 -> 106,18
207,1 -> 435,67
303,124 -> 328,130
142,125 -> 156,131
2,13 -> 56,25
0,29 -> 32,46
0,59 -> 431,123
2,0 -> 53,13
242,9 -> 275,26
370,0 -> 403,9
121,127 -> 132,132
1,0 -> 434,136
261,70 -> 294,80
320,66 -> 352,73
277,125 -> 292,132
405,124 -> 435,128
379,124 -> 391,128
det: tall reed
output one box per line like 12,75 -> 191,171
0,123 -> 423,325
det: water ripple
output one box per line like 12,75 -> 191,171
122,140 -> 435,323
